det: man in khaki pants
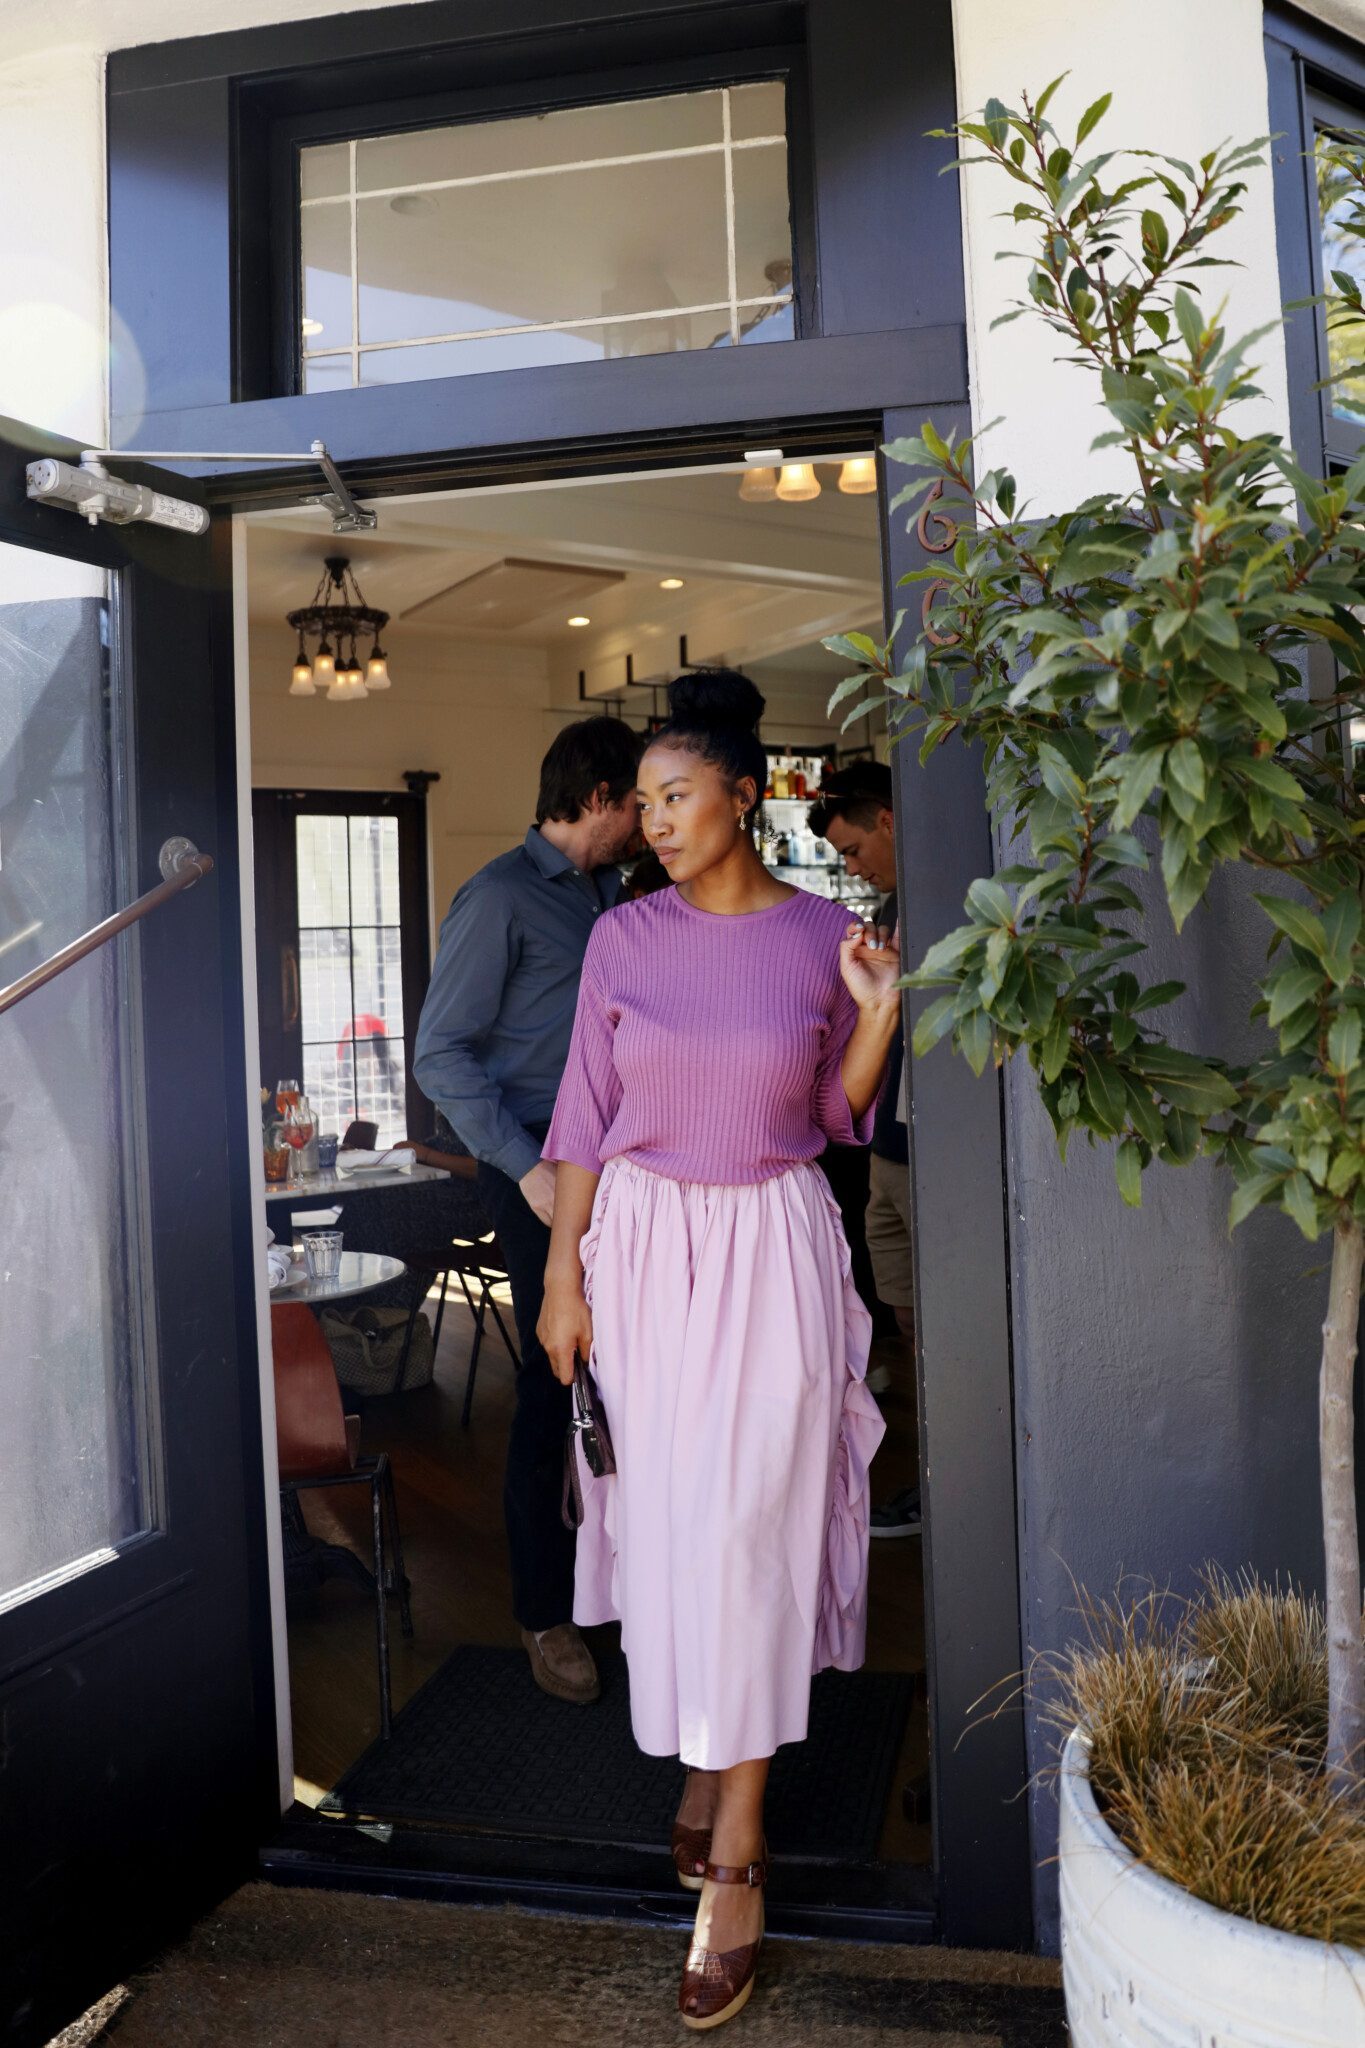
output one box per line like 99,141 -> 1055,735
808,765 -> 920,1537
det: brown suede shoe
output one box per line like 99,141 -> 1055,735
520,1624 -> 600,1704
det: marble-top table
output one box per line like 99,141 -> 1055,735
265,1162 -> 451,1205
269,1250 -> 407,1306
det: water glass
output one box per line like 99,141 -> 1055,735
316,1133 -> 339,1171
301,1229 -> 343,1282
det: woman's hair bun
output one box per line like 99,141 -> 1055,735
666,667 -> 766,734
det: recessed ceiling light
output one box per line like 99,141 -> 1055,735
567,614 -> 591,628
659,577 -> 685,590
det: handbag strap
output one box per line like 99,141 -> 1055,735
561,1435 -> 585,1530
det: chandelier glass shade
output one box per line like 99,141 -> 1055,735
286,555 -> 390,701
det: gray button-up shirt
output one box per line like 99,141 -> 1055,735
413,826 -> 624,1184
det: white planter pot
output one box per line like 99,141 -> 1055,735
1059,1726 -> 1365,2048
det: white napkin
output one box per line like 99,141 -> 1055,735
292,1206 -> 342,1226
334,1146 -> 415,1178
265,1229 -> 293,1290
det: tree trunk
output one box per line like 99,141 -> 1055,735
1322,1219 -> 1365,1791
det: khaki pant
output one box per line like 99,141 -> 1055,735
865,1150 -> 914,1309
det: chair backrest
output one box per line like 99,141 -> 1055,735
271,1302 -> 355,1481
340,1119 -> 379,1150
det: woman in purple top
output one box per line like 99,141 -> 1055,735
539,670 -> 898,2031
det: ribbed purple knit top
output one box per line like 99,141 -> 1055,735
542,885 -> 873,1186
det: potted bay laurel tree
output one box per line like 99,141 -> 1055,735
826,82 -> 1365,2038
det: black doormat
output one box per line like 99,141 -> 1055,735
321,1645 -> 913,1864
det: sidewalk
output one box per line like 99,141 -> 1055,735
61,1883 -> 1065,2047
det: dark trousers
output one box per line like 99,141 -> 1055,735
477,1153 -> 577,1633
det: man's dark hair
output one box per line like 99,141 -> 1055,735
536,715 -> 644,825
807,760 -> 894,839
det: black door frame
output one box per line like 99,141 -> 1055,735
106,0 -> 1034,1952
0,426 -> 279,2045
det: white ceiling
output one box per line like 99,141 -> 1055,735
245,461 -> 883,694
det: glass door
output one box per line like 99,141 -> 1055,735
0,425 -> 267,2047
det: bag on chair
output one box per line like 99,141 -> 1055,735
320,1304 -> 435,1396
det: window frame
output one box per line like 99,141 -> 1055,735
1307,86 -> 1365,471
266,45 -> 816,400
252,786 -> 433,1145
1266,5 -> 1365,474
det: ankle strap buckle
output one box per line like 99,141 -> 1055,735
703,1857 -> 767,1888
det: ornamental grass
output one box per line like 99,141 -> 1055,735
1038,1573 -> 1365,1947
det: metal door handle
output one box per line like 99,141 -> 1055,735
0,837 -> 214,1017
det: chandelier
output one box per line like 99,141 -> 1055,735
287,554 -> 391,700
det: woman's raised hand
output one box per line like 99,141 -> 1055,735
537,1278 -> 595,1387
838,920 -> 902,1012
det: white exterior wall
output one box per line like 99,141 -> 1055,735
950,0 -> 1314,512
2,0 -> 1363,471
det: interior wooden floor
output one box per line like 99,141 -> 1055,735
285,1281 -> 930,1866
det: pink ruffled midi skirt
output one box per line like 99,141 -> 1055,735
572,1156 -> 885,1770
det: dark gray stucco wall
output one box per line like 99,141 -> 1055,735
1004,867 -> 1327,1950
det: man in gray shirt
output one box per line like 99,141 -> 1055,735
414,717 -> 642,1705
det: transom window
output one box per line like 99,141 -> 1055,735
299,83 -> 794,390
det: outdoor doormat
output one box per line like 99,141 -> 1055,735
321,1645 -> 912,1862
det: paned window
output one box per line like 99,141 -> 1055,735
296,813 -> 409,1146
299,83 -> 793,389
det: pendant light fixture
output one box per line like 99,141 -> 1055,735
838,456 -> 877,494
775,461 -> 820,502
290,635 -> 315,696
286,555 -> 392,701
738,465 -> 779,503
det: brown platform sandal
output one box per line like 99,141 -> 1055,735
671,1772 -> 713,1892
671,1818 -> 713,1893
678,1851 -> 767,2031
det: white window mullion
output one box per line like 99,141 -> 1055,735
722,89 -> 740,347
349,139 -> 360,389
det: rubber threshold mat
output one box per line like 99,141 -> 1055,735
321,1645 -> 912,1862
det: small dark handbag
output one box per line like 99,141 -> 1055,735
562,1354 -> 616,1530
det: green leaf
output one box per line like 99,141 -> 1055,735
915,925 -> 980,980
1115,1137 -> 1143,1207
1114,747 -> 1167,829
1040,1013 -> 1071,1083
1081,1051 -> 1128,1133
1037,743 -> 1086,805
1228,1172 -> 1282,1230
1283,1172 -> 1323,1242
1174,286 -> 1205,354
1168,739 -> 1207,802
1266,966 -> 1325,1026
967,877 -> 1015,926
1192,601 -> 1239,648
1237,755 -> 1303,801
1255,893 -> 1328,961
1075,91 -> 1112,146
959,1007 -> 993,1076
912,992 -> 962,1057
1323,888 -> 1362,982
1129,980 -> 1184,1014
1329,1008 -> 1362,1075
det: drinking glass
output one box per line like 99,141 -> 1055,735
263,1135 -> 290,1184
285,1097 -> 315,1151
301,1229 -> 343,1282
275,1076 -> 301,1115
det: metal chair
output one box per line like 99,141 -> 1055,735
396,1230 -> 521,1426
271,1301 -> 413,1738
